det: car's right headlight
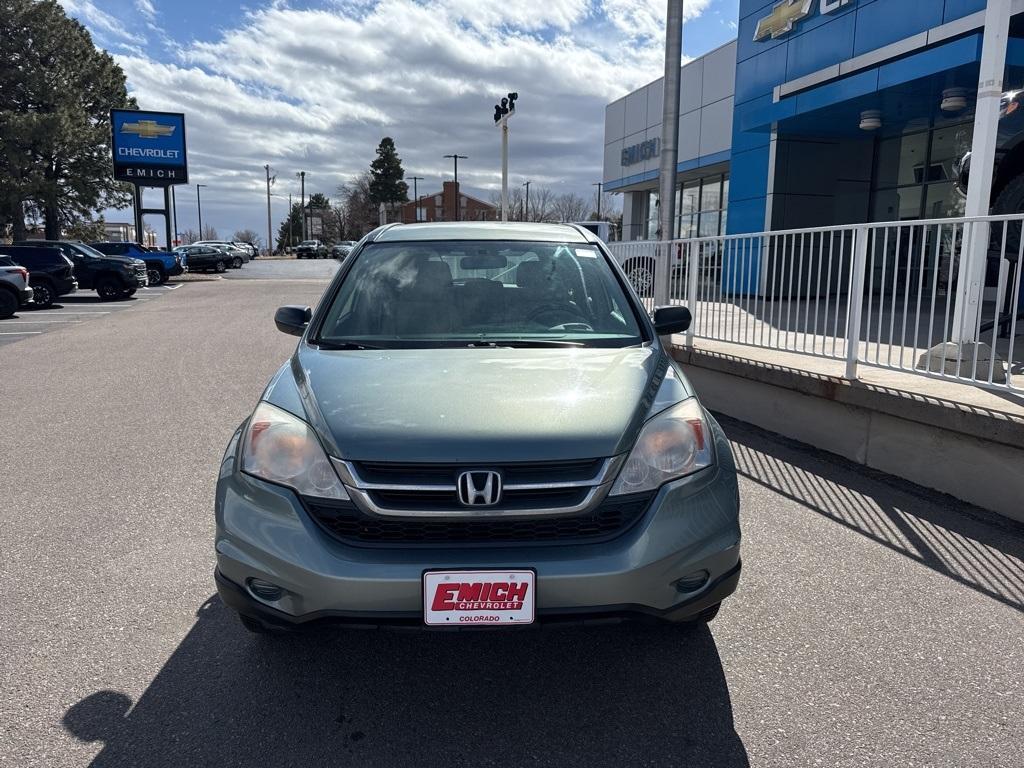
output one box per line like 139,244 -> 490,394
240,401 -> 349,500
610,398 -> 714,496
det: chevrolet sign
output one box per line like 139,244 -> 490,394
754,0 -> 852,42
622,138 -> 660,167
110,109 -> 188,185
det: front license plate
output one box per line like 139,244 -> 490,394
423,570 -> 535,626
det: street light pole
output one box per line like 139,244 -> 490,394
593,182 -> 604,220
196,184 -> 207,239
408,176 -> 423,221
297,171 -> 306,240
264,164 -> 274,256
656,0 -> 684,310
493,92 -> 518,223
522,180 -> 531,221
443,154 -> 468,220
171,185 -> 178,245
288,192 -> 293,248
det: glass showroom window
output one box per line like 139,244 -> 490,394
675,174 -> 729,238
871,122 -> 972,222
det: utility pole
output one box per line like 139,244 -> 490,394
297,171 -> 306,240
522,180 -> 531,221
593,181 -> 604,220
264,164 -> 274,256
408,176 -> 423,221
493,92 -> 518,223
288,192 -> 294,248
443,154 -> 468,220
196,184 -> 207,238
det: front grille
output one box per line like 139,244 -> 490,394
354,458 -> 605,487
303,492 -> 654,547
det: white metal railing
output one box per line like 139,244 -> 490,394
607,215 -> 1024,393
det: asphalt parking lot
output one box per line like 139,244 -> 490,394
2,262 -> 1022,767
0,284 -> 181,347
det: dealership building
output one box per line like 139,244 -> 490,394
604,0 -> 1024,242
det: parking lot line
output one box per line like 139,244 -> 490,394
0,331 -> 42,335
0,319 -> 82,323
20,311 -> 111,315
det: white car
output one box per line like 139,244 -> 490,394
0,255 -> 34,318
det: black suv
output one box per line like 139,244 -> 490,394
0,245 -> 78,308
14,240 -> 147,300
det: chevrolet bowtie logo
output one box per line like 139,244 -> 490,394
754,0 -> 814,41
121,120 -> 175,139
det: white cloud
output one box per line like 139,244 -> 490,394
135,0 -> 156,22
87,0 -> 717,235
60,0 -> 146,45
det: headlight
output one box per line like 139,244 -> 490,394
240,402 -> 349,500
610,398 -> 713,496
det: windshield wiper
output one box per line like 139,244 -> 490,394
461,339 -> 584,348
314,340 -> 382,350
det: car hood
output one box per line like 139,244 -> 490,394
266,345 -> 664,463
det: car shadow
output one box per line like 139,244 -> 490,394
63,596 -> 749,767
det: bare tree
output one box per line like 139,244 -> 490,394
551,192 -> 589,223
199,225 -> 219,240
179,228 -> 199,244
338,173 -> 378,239
233,229 -> 261,249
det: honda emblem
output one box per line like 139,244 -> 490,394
457,470 -> 502,507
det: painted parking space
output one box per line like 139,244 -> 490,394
0,283 -> 181,347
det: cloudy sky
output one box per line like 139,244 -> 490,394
60,0 -> 739,241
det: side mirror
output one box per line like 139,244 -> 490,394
275,305 -> 311,336
653,305 -> 691,335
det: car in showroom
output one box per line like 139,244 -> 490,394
294,239 -> 328,259
0,245 -> 78,308
214,221 -> 741,634
14,239 -> 147,300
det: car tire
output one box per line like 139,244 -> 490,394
688,602 -> 721,625
96,277 -> 123,301
30,281 -> 55,309
125,288 -> 137,297
232,257 -> 243,269
0,289 -> 17,319
147,267 -> 165,286
624,258 -> 656,298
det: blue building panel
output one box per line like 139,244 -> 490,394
735,43 -> 789,105
785,11 -> 857,82
729,146 -> 772,204
942,0 -> 986,23
876,33 -> 982,88
794,68 -> 879,113
852,0 -> 944,56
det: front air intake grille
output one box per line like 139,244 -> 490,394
302,492 -> 655,548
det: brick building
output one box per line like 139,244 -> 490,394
398,181 -> 496,223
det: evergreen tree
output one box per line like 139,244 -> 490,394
276,203 -> 304,252
368,137 -> 409,205
0,0 -> 136,239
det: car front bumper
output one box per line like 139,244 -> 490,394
214,420 -> 742,628
168,263 -> 184,277
19,286 -> 34,304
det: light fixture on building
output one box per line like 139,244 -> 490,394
940,88 -> 968,113
859,109 -> 882,131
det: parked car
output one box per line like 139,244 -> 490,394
173,245 -> 228,273
233,241 -> 258,258
214,221 -> 740,634
195,241 -> 249,268
0,257 -> 33,318
14,240 -> 147,300
295,239 -> 328,259
89,242 -> 183,286
330,240 -> 357,259
0,245 -> 78,308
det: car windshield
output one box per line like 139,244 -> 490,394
300,241 -> 318,246
72,243 -> 106,258
314,239 -> 644,349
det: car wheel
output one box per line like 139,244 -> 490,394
96,277 -> 123,301
215,260 -> 226,273
125,288 -> 137,297
31,282 -> 54,309
624,258 -> 656,298
0,289 -> 17,319
147,267 -> 165,286
232,257 -> 243,269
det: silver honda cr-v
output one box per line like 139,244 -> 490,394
215,222 -> 740,632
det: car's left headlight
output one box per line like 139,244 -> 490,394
610,398 -> 713,496
240,402 -> 349,500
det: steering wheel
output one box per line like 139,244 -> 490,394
526,304 -> 591,330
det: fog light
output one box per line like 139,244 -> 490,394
675,570 -> 710,593
247,578 -> 284,601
